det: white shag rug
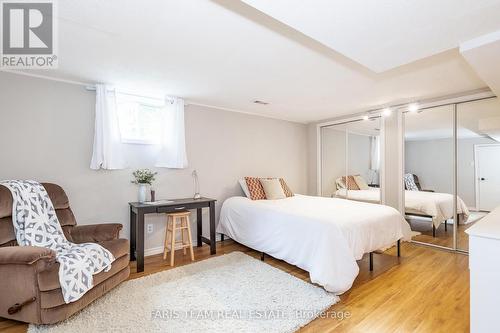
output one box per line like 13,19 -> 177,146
29,252 -> 338,333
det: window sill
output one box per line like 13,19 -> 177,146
121,139 -> 160,145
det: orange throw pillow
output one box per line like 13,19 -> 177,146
342,176 -> 360,190
245,177 -> 267,200
245,177 -> 294,200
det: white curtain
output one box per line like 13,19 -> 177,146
90,84 -> 126,170
155,97 -> 188,168
370,135 -> 380,171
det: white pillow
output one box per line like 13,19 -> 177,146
259,178 -> 286,200
353,175 -> 369,190
239,179 -> 251,198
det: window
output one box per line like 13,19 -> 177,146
91,84 -> 187,170
116,94 -> 164,144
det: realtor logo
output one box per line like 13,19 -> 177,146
1,0 -> 57,68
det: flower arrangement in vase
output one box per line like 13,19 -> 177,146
131,169 -> 157,203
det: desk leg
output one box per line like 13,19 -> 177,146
209,201 -> 216,255
130,207 -> 136,261
137,211 -> 145,272
197,208 -> 202,247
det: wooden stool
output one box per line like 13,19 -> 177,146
163,211 -> 194,266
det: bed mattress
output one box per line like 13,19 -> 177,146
335,188 -> 470,227
217,194 -> 412,294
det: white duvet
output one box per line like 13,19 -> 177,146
217,194 -> 412,294
335,188 -> 470,228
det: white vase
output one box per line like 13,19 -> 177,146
138,184 -> 148,203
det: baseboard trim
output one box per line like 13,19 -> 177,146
144,246 -> 166,257
144,234 -> 228,257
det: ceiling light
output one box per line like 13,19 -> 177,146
408,103 -> 419,112
363,115 -> 369,121
253,100 -> 269,105
382,107 -> 392,117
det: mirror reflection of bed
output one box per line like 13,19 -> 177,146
321,97 -> 500,252
321,117 -> 381,203
404,98 -> 500,250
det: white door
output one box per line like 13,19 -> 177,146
476,145 -> 500,211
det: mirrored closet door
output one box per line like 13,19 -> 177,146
457,98 -> 500,251
320,117 -> 381,203
320,125 -> 346,197
404,96 -> 500,251
404,105 -> 455,248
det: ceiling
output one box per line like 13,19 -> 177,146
4,0 -> 498,123
323,118 -> 381,137
405,98 -> 500,141
461,31 -> 500,100
241,0 -> 500,72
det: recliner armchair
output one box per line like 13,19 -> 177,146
0,183 -> 130,324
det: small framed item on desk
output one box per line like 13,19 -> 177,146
129,197 -> 216,273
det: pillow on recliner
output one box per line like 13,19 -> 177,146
404,173 -> 419,191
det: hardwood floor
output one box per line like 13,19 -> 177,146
409,217 -> 474,250
0,240 -> 469,333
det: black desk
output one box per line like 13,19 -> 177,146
129,197 -> 216,272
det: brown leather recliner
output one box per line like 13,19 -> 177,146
0,183 -> 130,324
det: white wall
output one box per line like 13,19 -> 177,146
347,133 -> 372,182
405,138 -> 454,193
0,72 -> 308,255
381,113 -> 404,212
320,127 -> 372,197
307,123 -> 318,195
405,136 -> 496,208
321,127 -> 345,196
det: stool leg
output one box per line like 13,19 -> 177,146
170,217 -> 177,266
163,215 -> 172,260
185,215 -> 195,261
181,217 -> 187,255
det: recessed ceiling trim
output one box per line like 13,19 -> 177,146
316,88 -> 495,127
460,30 -> 500,52
0,70 -> 306,124
241,0 -> 500,72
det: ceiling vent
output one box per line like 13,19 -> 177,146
253,100 -> 269,105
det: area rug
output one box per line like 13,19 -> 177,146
29,252 -> 338,333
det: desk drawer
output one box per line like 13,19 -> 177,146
156,203 -> 209,213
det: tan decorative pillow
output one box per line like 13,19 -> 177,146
342,176 -> 360,190
259,178 -> 286,200
353,175 -> 369,190
245,177 -> 267,200
279,178 -> 294,197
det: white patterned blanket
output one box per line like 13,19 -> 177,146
1,180 -> 115,303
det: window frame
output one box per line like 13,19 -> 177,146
116,93 -> 165,145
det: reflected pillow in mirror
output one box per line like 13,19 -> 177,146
353,175 -> 369,190
342,176 -> 360,190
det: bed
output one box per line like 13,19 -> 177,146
217,194 -> 412,294
335,188 -> 470,232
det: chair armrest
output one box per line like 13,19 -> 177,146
0,246 -> 55,267
0,246 -> 55,321
70,223 -> 123,243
